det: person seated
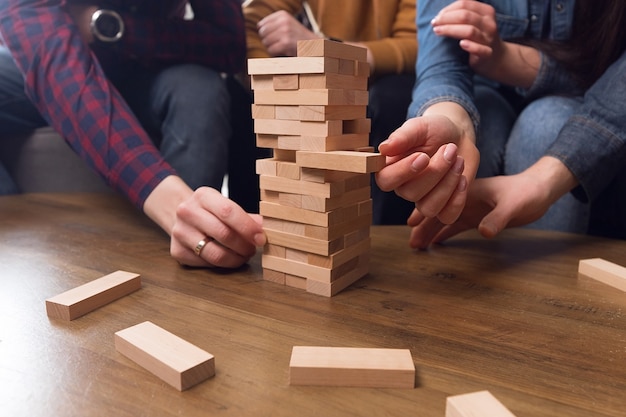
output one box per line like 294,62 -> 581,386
375,0 -> 626,248
0,0 -> 266,269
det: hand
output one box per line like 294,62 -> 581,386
407,157 -> 578,248
170,187 -> 266,268
65,4 -> 98,44
257,10 -> 320,57
375,115 -> 476,225
430,0 -> 504,78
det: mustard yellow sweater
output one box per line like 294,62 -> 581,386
243,0 -> 417,77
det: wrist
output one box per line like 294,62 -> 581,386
143,176 -> 194,236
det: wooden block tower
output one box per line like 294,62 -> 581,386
248,39 -> 385,297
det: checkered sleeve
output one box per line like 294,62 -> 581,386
0,0 -> 176,209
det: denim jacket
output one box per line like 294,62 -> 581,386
409,0 -> 626,202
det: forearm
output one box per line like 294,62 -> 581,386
485,42 -> 540,89
523,156 -> 578,205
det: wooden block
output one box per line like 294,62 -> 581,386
338,58 -> 357,75
356,61 -> 371,77
114,321 -> 215,391
300,187 -> 371,213
274,105 -> 300,120
264,228 -> 344,256
255,158 -> 278,176
262,253 -> 359,283
446,391 -> 517,417
299,74 -> 368,91
308,237 -> 371,269
254,119 -> 343,137
296,39 -> 367,62
253,89 -> 368,106
578,258 -> 626,292
45,270 -> 141,321
273,74 -> 299,90
256,134 -> 279,149
301,168 -> 363,185
296,150 -> 386,173
263,217 -> 306,235
278,192 -> 302,208
285,274 -> 307,290
251,104 -> 275,119
248,56 -> 339,75
277,134 -> 369,152
304,213 -> 372,240
306,254 -> 370,297
263,243 -> 286,258
250,74 -> 274,90
259,175 -> 344,199
263,268 -> 286,285
289,346 -> 415,388
276,161 -> 301,180
299,105 -> 367,121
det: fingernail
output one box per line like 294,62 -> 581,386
411,153 -> 429,172
452,156 -> 464,174
254,233 -> 266,246
443,143 -> 457,163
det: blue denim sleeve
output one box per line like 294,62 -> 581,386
523,52 -> 582,99
407,0 -> 480,134
546,50 -> 626,202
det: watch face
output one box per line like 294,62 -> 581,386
97,13 -> 121,38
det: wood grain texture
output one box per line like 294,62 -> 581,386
2,193 -> 626,417
45,270 -> 141,320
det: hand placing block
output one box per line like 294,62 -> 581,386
446,391 -> 517,417
578,258 -> 626,292
289,346 -> 415,388
45,270 -> 141,320
115,321 -> 215,391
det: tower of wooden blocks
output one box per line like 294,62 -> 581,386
248,39 -> 385,297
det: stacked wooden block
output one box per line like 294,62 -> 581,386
248,39 -> 385,297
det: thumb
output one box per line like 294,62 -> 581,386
477,207 -> 511,238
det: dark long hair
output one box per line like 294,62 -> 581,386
542,1 -> 626,89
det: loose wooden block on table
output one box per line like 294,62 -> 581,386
114,321 -> 215,391
578,258 -> 626,292
446,391 -> 517,417
296,150 -> 386,173
45,270 -> 141,321
289,346 -> 415,388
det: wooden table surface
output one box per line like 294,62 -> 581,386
1,193 -> 625,417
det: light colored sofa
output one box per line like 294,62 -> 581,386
0,127 -> 112,193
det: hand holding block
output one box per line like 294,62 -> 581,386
45,270 -> 141,320
578,258 -> 626,292
115,321 -> 215,391
289,346 -> 415,388
446,391 -> 517,417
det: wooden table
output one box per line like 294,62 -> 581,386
1,193 -> 625,417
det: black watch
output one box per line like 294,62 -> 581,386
90,9 -> 124,43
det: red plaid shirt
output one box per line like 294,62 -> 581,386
0,0 -> 245,208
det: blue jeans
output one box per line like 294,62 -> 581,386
477,91 -> 590,234
505,96 -> 589,233
0,45 -> 231,193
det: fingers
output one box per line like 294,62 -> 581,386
171,187 -> 266,269
431,1 -> 498,54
